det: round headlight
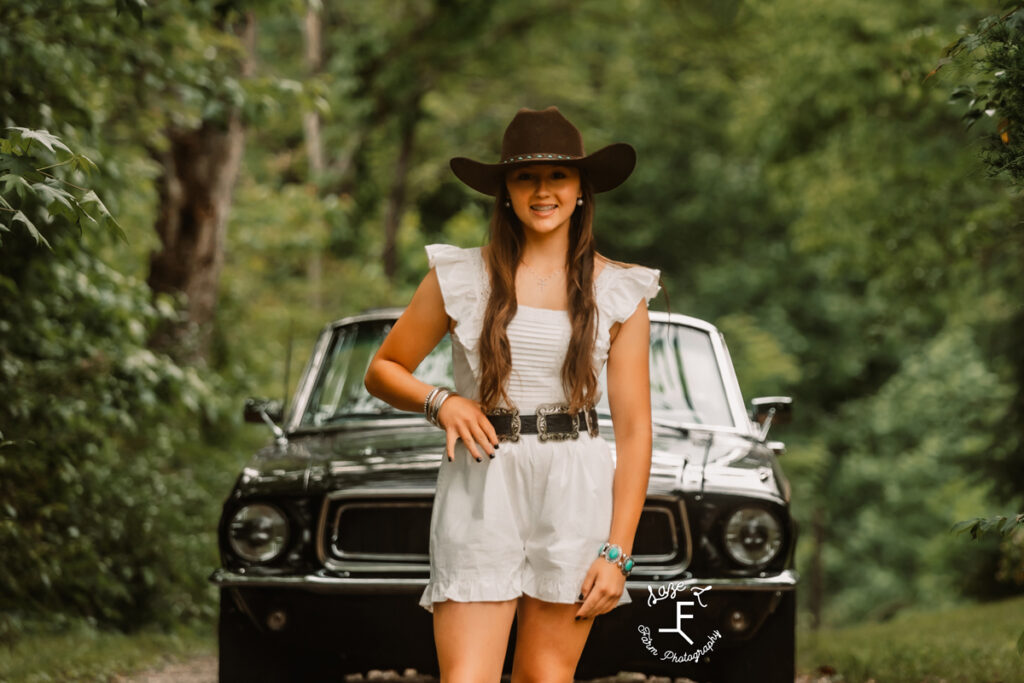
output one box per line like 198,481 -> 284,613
228,503 -> 289,563
723,507 -> 782,566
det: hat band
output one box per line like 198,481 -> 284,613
501,152 -> 583,164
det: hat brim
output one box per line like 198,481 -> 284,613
450,142 -> 636,197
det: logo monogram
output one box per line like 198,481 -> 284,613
636,584 -> 723,664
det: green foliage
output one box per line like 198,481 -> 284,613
953,513 -> 1024,539
715,313 -> 801,400
952,512 -> 1024,655
0,127 -> 122,249
4,0 -> 1024,648
216,177 -> 399,401
2,1 -> 239,133
798,594 -> 1024,680
818,326 -> 1015,622
0,0 -> 270,637
938,8 -> 1024,656
687,0 -> 1024,625
0,616 -> 213,682
944,3 -> 1024,183
0,231 -> 237,634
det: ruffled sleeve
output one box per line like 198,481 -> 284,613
424,243 -> 488,377
592,263 -> 661,370
600,264 -> 661,325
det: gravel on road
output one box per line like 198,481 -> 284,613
119,656 -> 827,683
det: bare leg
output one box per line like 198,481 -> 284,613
433,598 -> 518,683
509,594 -> 596,683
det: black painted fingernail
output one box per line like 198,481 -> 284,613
475,456 -> 482,462
578,592 -> 584,600
494,443 -> 500,449
489,453 -> 495,459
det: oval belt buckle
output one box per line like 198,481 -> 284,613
537,402 -> 578,442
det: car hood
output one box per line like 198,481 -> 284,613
234,420 -> 787,504
650,426 -> 789,504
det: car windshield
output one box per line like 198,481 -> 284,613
628,321 -> 736,428
299,318 -> 736,429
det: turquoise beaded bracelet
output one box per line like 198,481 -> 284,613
597,542 -> 635,577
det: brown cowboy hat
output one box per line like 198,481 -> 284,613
450,106 -> 636,196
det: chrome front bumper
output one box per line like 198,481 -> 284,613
209,567 -> 799,594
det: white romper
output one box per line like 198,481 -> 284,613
418,243 -> 661,614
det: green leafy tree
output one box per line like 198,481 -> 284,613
0,0 -> 252,636
0,228 -> 229,634
937,1 -> 1024,655
942,3 -> 1024,183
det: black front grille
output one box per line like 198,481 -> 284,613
318,490 -> 432,572
630,495 -> 692,575
333,503 -> 431,555
317,490 -> 691,576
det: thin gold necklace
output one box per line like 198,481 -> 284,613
519,260 -> 564,291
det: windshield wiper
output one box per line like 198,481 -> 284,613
652,418 -> 691,436
315,408 -> 405,424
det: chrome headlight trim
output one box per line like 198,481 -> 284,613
723,506 -> 783,567
228,503 -> 290,563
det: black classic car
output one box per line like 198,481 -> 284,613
210,308 -> 798,682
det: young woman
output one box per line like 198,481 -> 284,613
364,106 -> 659,682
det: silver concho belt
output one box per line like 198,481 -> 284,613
486,403 -> 599,443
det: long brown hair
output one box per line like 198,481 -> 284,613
478,173 -> 599,413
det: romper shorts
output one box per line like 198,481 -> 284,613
418,430 -> 633,612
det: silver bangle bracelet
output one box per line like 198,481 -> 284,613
426,387 -> 456,427
423,386 -> 441,418
427,389 -> 448,426
432,390 -> 455,427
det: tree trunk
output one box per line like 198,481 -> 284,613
302,5 -> 324,175
382,104 -> 421,280
147,13 -> 254,363
302,4 -> 323,312
147,115 -> 246,362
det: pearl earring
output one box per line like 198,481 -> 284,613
504,199 -> 511,208
576,197 -> 583,206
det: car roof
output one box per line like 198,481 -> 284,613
325,307 -> 719,334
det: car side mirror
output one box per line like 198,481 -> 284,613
751,396 -> 793,440
244,397 -> 284,424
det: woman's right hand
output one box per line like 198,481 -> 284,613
436,395 -> 500,463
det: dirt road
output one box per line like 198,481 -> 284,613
120,657 -> 827,683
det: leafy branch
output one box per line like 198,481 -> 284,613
931,3 -> 1024,184
951,513 -> 1024,539
951,513 -> 1024,656
0,126 -> 123,249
